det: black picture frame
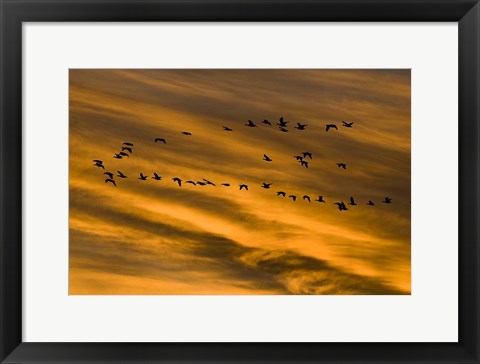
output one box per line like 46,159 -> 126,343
1,1 -> 479,363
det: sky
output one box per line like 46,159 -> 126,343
69,69 -> 411,295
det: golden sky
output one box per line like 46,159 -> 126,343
69,69 -> 411,295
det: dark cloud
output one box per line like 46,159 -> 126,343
70,202 -> 405,295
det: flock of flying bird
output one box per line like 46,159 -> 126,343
92,117 -> 393,211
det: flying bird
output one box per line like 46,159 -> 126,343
222,126 -> 233,131
94,162 -> 105,169
382,197 -> 392,204
93,159 -> 103,164
104,172 -> 114,179
342,121 -> 354,127
117,171 -> 127,178
263,154 -> 272,162
121,147 -> 133,153
155,138 -> 166,144
113,153 -> 122,159
123,142 -> 134,146
245,120 -> 257,127
294,155 -> 303,161
202,179 -> 216,186
152,173 -> 162,180
105,178 -> 116,187
261,183 -> 272,189
301,160 -> 309,168
349,196 -> 357,206
277,117 -> 288,127
337,163 -> 347,169
181,131 -> 192,135
279,127 -> 288,132
326,124 -> 338,132
367,200 -> 375,206
138,173 -> 148,180
289,195 -> 297,202
295,123 -> 307,130
173,177 -> 182,187
262,119 -> 272,126
277,191 -> 286,197
334,202 -> 348,211
315,196 -> 326,203
239,184 -> 248,191
186,180 -> 196,185
196,181 -> 207,186
221,183 -> 231,187
303,195 -> 311,202
302,152 -> 312,159
119,152 -> 129,157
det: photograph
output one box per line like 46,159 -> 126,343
69,69 -> 411,295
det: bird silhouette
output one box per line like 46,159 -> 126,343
334,202 -> 348,211
277,191 -> 286,197
104,172 -> 114,179
382,197 -> 392,204
295,123 -> 307,130
342,121 -> 354,127
186,180 -> 196,185
93,159 -> 103,164
262,119 -> 272,126
196,181 -> 207,186
119,152 -> 129,157
172,177 -> 182,186
105,178 -> 116,187
113,153 -> 122,159
239,184 -> 248,191
315,196 -> 326,203
155,138 -> 166,144
152,173 -> 162,180
294,155 -> 303,161
117,171 -> 127,178
123,142 -> 134,146
302,152 -> 312,159
279,127 -> 288,132
261,183 -> 272,189
289,195 -> 297,201
202,179 -> 216,186
337,163 -> 347,169
326,124 -> 338,131
94,162 -> 105,169
222,126 -> 233,131
300,160 -> 309,168
263,154 -> 272,162
221,183 -> 230,186
349,196 -> 357,205
367,200 -> 375,206
277,117 -> 288,127
303,195 -> 311,202
138,173 -> 148,180
181,131 -> 192,135
245,120 -> 257,127
121,147 -> 133,153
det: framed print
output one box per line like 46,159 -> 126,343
1,1 -> 479,363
